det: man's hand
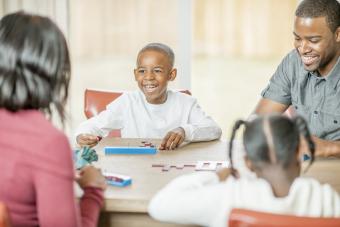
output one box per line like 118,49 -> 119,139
76,134 -> 101,148
159,127 -> 185,150
312,136 -> 340,157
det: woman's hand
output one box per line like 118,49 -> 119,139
76,166 -> 107,190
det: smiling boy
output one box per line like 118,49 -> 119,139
253,0 -> 340,157
75,43 -> 221,150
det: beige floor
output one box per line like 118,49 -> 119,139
67,55 -> 282,141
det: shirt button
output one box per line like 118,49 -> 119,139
314,111 -> 318,114
295,106 -> 298,110
334,120 -> 338,124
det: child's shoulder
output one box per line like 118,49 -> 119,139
168,90 -> 196,103
115,90 -> 143,102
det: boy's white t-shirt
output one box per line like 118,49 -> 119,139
75,90 -> 221,141
148,172 -> 340,227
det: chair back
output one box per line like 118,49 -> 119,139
84,88 -> 191,119
84,89 -> 122,119
0,202 -> 11,227
229,208 -> 340,227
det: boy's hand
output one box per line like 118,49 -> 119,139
159,127 -> 185,150
76,134 -> 101,147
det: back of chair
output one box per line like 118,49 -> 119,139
84,89 -> 123,119
229,209 -> 340,227
0,202 -> 11,227
84,88 -> 191,119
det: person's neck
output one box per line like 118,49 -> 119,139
256,165 -> 299,198
146,91 -> 168,105
318,49 -> 340,76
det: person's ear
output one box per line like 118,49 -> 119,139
336,26 -> 340,42
244,155 -> 255,172
168,68 -> 177,81
134,69 -> 138,81
295,147 -> 301,167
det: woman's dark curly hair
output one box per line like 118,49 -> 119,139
0,11 -> 70,124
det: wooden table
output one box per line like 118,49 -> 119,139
302,157 -> 340,194
92,138 -> 340,227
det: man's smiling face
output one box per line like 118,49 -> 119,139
294,16 -> 340,76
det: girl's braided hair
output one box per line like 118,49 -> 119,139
228,115 -> 315,176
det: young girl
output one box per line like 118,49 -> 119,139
148,115 -> 340,227
0,12 -> 106,226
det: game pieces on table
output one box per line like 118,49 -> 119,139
195,161 -> 229,171
103,171 -> 132,187
152,161 -> 230,172
152,164 -> 196,171
104,140 -> 157,155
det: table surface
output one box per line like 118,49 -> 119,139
92,138 -> 340,214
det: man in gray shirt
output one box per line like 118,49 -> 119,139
254,0 -> 340,157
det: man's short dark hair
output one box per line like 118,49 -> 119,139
295,0 -> 340,32
138,43 -> 175,68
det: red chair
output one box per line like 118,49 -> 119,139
84,88 -> 191,137
84,89 -> 123,119
229,208 -> 340,227
0,202 -> 11,227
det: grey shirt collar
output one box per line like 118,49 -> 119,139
303,56 -> 340,90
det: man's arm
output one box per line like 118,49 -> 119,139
312,136 -> 340,157
254,98 -> 289,115
255,99 -> 340,157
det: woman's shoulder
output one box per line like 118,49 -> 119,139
1,110 -> 73,177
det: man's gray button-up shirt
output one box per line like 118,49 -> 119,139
261,50 -> 340,140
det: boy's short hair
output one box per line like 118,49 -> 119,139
138,43 -> 175,68
295,0 -> 340,32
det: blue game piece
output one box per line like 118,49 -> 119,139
303,154 -> 311,161
104,146 -> 157,155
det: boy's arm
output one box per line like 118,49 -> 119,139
74,95 -> 126,145
75,110 -> 114,138
182,100 -> 222,142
